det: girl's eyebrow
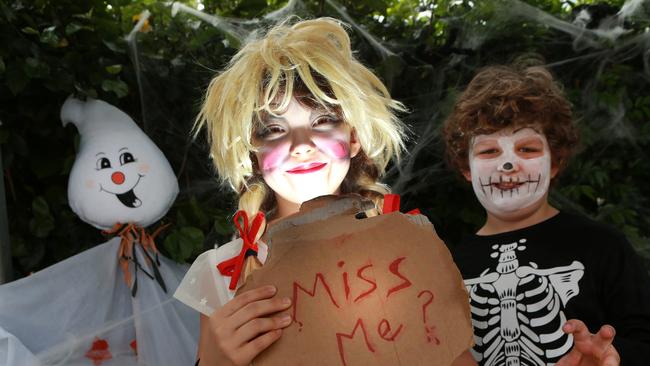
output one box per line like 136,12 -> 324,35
309,106 -> 334,119
261,115 -> 286,124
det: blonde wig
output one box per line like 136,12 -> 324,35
196,17 -> 406,217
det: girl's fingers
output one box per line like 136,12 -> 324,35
229,296 -> 292,329
233,314 -> 292,346
219,285 -> 277,318
237,328 -> 284,365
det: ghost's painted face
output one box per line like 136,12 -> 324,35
254,98 -> 360,207
466,127 -> 556,216
94,147 -> 147,208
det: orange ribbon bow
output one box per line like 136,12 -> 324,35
383,194 -> 421,215
217,210 -> 265,290
103,222 -> 169,296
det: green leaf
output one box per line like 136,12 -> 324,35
32,196 -> 50,217
6,62 -> 29,95
105,64 -> 123,74
21,27 -> 39,35
213,218 -> 232,236
24,57 -> 50,78
30,197 -> 55,238
39,26 -> 60,46
65,23 -> 94,35
102,40 -> 126,53
189,197 -> 209,228
163,226 -> 205,262
101,79 -> 129,98
72,8 -> 94,20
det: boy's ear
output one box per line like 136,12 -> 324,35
551,164 -> 559,179
349,129 -> 361,158
462,169 -> 472,182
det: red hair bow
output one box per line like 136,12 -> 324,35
217,210 -> 265,290
382,194 -> 421,215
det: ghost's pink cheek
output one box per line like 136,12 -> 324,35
138,163 -> 150,174
85,179 -> 96,189
260,144 -> 289,171
315,139 -> 349,159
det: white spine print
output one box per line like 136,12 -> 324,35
464,239 -> 584,366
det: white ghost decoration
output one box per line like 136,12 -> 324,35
0,97 -> 199,366
61,97 -> 179,229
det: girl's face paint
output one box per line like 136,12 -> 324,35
467,127 -> 553,216
254,98 -> 360,206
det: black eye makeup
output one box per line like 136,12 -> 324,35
312,114 -> 341,129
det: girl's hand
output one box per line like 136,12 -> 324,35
200,285 -> 293,366
556,319 -> 620,366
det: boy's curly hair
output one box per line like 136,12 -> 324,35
443,65 -> 579,175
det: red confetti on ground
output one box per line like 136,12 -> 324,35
130,339 -> 138,354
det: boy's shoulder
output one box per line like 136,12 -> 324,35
551,211 -> 626,241
457,211 -> 627,250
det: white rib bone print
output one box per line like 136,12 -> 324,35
464,239 -> 585,366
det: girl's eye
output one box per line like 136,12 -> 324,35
312,115 -> 341,129
257,124 -> 286,139
120,152 -> 136,165
96,157 -> 111,170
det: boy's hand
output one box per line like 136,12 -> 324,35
202,285 -> 293,366
556,319 -> 620,366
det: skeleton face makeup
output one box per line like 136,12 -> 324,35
468,128 -> 552,216
254,98 -> 360,207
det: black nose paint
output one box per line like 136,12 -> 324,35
503,162 -> 513,170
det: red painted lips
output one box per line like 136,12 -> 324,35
286,162 -> 327,174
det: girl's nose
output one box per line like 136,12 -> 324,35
290,131 -> 316,158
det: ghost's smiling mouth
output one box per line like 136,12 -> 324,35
100,174 -> 144,208
116,189 -> 142,208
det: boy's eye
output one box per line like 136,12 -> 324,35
516,141 -> 544,156
476,148 -> 500,157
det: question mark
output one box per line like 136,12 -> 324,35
418,290 -> 434,324
418,290 -> 440,345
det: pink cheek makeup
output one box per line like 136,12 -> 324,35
260,143 -> 291,171
313,138 -> 349,159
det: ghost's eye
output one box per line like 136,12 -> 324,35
96,157 -> 111,170
120,152 -> 135,165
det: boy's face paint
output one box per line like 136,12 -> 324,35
467,127 -> 553,215
254,98 -> 360,206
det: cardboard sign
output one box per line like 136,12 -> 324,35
239,195 -> 473,366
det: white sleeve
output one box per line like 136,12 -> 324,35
173,238 -> 269,316
173,239 -> 242,316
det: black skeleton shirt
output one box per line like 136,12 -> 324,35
450,212 -> 650,366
